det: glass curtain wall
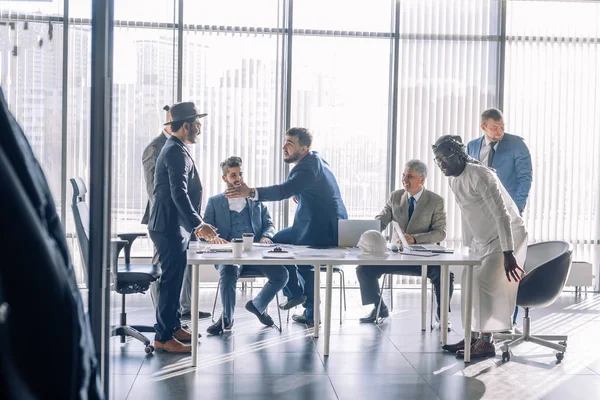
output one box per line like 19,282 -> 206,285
1,0 -> 599,290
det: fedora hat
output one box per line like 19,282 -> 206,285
164,102 -> 207,125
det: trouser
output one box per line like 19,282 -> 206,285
356,265 -> 454,317
216,264 -> 289,322
149,231 -> 188,342
282,265 -> 316,319
150,249 -> 193,315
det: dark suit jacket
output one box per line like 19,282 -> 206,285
259,151 -> 348,246
147,135 -> 203,238
467,133 -> 533,211
141,131 -> 168,224
203,194 -> 276,241
375,188 -> 446,244
0,88 -> 101,399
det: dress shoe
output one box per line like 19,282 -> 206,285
279,295 -> 307,310
456,339 -> 496,359
173,327 -> 201,342
206,317 -> 234,335
442,339 -> 468,353
154,338 -> 192,353
181,311 -> 212,319
359,305 -> 389,323
291,314 -> 320,327
245,300 -> 274,327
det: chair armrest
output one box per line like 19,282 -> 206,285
116,232 -> 147,264
110,239 -> 129,278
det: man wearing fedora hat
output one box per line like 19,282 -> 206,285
148,101 -> 219,353
142,105 -> 212,323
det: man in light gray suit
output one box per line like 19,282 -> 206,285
142,105 -> 210,320
356,159 -> 454,324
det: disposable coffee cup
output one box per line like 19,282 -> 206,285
242,233 -> 254,251
231,238 -> 244,258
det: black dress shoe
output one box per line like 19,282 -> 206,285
206,317 -> 234,336
359,306 -> 389,323
291,314 -> 320,327
279,295 -> 307,310
245,300 -> 274,327
456,339 -> 496,359
181,311 -> 212,319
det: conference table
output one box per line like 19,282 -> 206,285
187,245 -> 482,366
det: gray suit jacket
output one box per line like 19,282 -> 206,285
375,188 -> 446,244
141,131 -> 168,224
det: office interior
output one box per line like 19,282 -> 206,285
1,0 -> 600,399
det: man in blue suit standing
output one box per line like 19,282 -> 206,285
148,102 -> 219,353
467,108 -> 532,325
225,127 -> 348,326
467,108 -> 533,214
203,156 -> 289,335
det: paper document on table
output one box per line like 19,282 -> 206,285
208,244 -> 232,252
262,250 -> 296,259
294,249 -> 348,259
199,251 -> 239,258
400,250 -> 438,257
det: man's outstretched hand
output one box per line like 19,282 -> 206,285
504,251 -> 525,282
225,182 -> 251,199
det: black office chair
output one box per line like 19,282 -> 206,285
70,177 -> 161,354
212,268 -> 283,332
495,240 -> 573,362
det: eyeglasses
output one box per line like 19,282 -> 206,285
433,153 -> 457,165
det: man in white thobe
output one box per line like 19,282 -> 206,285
432,135 -> 527,359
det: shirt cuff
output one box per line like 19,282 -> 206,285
251,188 -> 259,201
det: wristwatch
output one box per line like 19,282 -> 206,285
249,188 -> 256,198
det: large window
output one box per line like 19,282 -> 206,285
505,0 -> 600,265
1,0 -> 599,288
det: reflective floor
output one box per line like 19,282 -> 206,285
106,286 -> 600,400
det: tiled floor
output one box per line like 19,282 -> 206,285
106,286 -> 600,400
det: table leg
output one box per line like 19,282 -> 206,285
464,265 -> 474,363
421,264 -> 428,331
324,264 -> 333,356
191,264 -> 199,367
440,265 -> 449,345
313,264 -> 320,338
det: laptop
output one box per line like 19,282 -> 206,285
394,224 -> 450,253
338,219 -> 381,247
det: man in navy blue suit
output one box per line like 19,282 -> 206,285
467,108 -> 533,325
225,127 -> 348,326
467,108 -> 533,214
203,156 -> 289,335
148,102 -> 219,353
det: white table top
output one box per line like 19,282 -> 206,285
186,244 -> 481,266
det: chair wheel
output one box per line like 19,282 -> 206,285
556,352 -> 564,361
502,351 -> 510,362
145,345 -> 154,354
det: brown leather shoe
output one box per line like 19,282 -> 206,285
154,338 -> 192,353
456,339 -> 496,359
173,328 -> 199,342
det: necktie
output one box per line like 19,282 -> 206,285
488,142 -> 497,167
408,196 -> 415,221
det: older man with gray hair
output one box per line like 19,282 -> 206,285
356,159 -> 454,325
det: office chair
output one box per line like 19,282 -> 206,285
495,241 -> 573,362
211,268 -> 283,332
285,266 -> 347,325
70,177 -> 161,354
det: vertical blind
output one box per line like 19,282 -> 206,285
505,0 -> 600,272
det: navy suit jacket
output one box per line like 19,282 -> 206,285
258,151 -> 348,246
467,133 -> 533,211
203,193 -> 276,241
148,135 -> 203,238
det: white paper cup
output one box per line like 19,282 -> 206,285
231,239 -> 243,258
242,233 -> 254,251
